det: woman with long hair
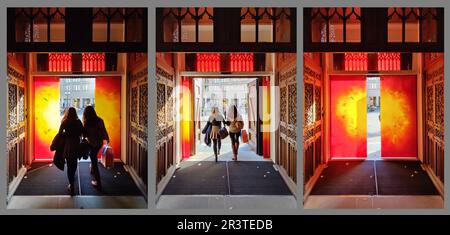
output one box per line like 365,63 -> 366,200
82,105 -> 109,189
207,106 -> 225,162
58,107 -> 83,196
226,104 -> 244,161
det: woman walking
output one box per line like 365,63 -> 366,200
57,107 -> 83,196
226,104 -> 244,161
207,107 -> 225,162
82,106 -> 109,189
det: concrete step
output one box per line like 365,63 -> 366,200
157,195 -> 297,209
304,195 -> 444,209
7,195 -> 147,209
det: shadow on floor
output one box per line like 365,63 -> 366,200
14,162 -> 143,196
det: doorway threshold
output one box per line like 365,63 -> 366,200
304,195 -> 443,209
7,195 -> 147,209
156,195 -> 296,209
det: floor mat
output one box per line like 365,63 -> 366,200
162,161 -> 229,195
78,162 -> 142,196
15,162 -> 142,196
15,164 -> 80,195
310,161 -> 377,195
228,161 -> 292,195
162,161 -> 292,195
375,161 -> 439,195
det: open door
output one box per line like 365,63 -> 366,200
247,79 -> 258,150
95,76 -> 121,159
380,75 -> 417,158
330,75 -> 367,159
33,76 -> 60,160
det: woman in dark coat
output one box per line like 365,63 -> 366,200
58,107 -> 83,196
82,105 -> 109,189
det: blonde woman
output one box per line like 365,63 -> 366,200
208,107 -> 225,162
226,104 -> 244,161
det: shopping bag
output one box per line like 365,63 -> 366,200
241,130 -> 249,143
98,144 -> 114,169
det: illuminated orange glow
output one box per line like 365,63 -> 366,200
335,88 -> 367,138
181,78 -> 192,158
380,88 -> 410,144
34,77 -> 61,160
380,75 -> 417,157
95,76 -> 121,159
330,75 -> 367,158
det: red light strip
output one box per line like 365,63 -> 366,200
82,53 -> 106,72
344,53 -> 368,71
48,53 -> 72,72
196,53 -> 221,72
377,53 -> 401,71
230,53 -> 254,72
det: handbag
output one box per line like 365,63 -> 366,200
219,127 -> 229,139
78,138 -> 91,160
241,129 -> 249,143
235,120 -> 244,130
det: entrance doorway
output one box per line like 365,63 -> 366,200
330,75 -> 417,160
33,76 -> 121,161
367,76 -> 381,160
193,77 -> 259,161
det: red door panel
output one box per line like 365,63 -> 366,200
380,75 -> 417,158
330,75 -> 367,158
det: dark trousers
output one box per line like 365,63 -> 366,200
66,157 -> 78,186
212,138 -> 221,156
229,132 -> 240,145
229,132 -> 240,155
90,145 -> 102,186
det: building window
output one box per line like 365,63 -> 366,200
92,8 -> 144,43
126,8 -> 144,42
162,8 -> 214,43
93,8 -> 124,42
240,8 -> 292,43
388,8 -> 438,43
311,8 -> 361,43
14,8 -> 66,42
